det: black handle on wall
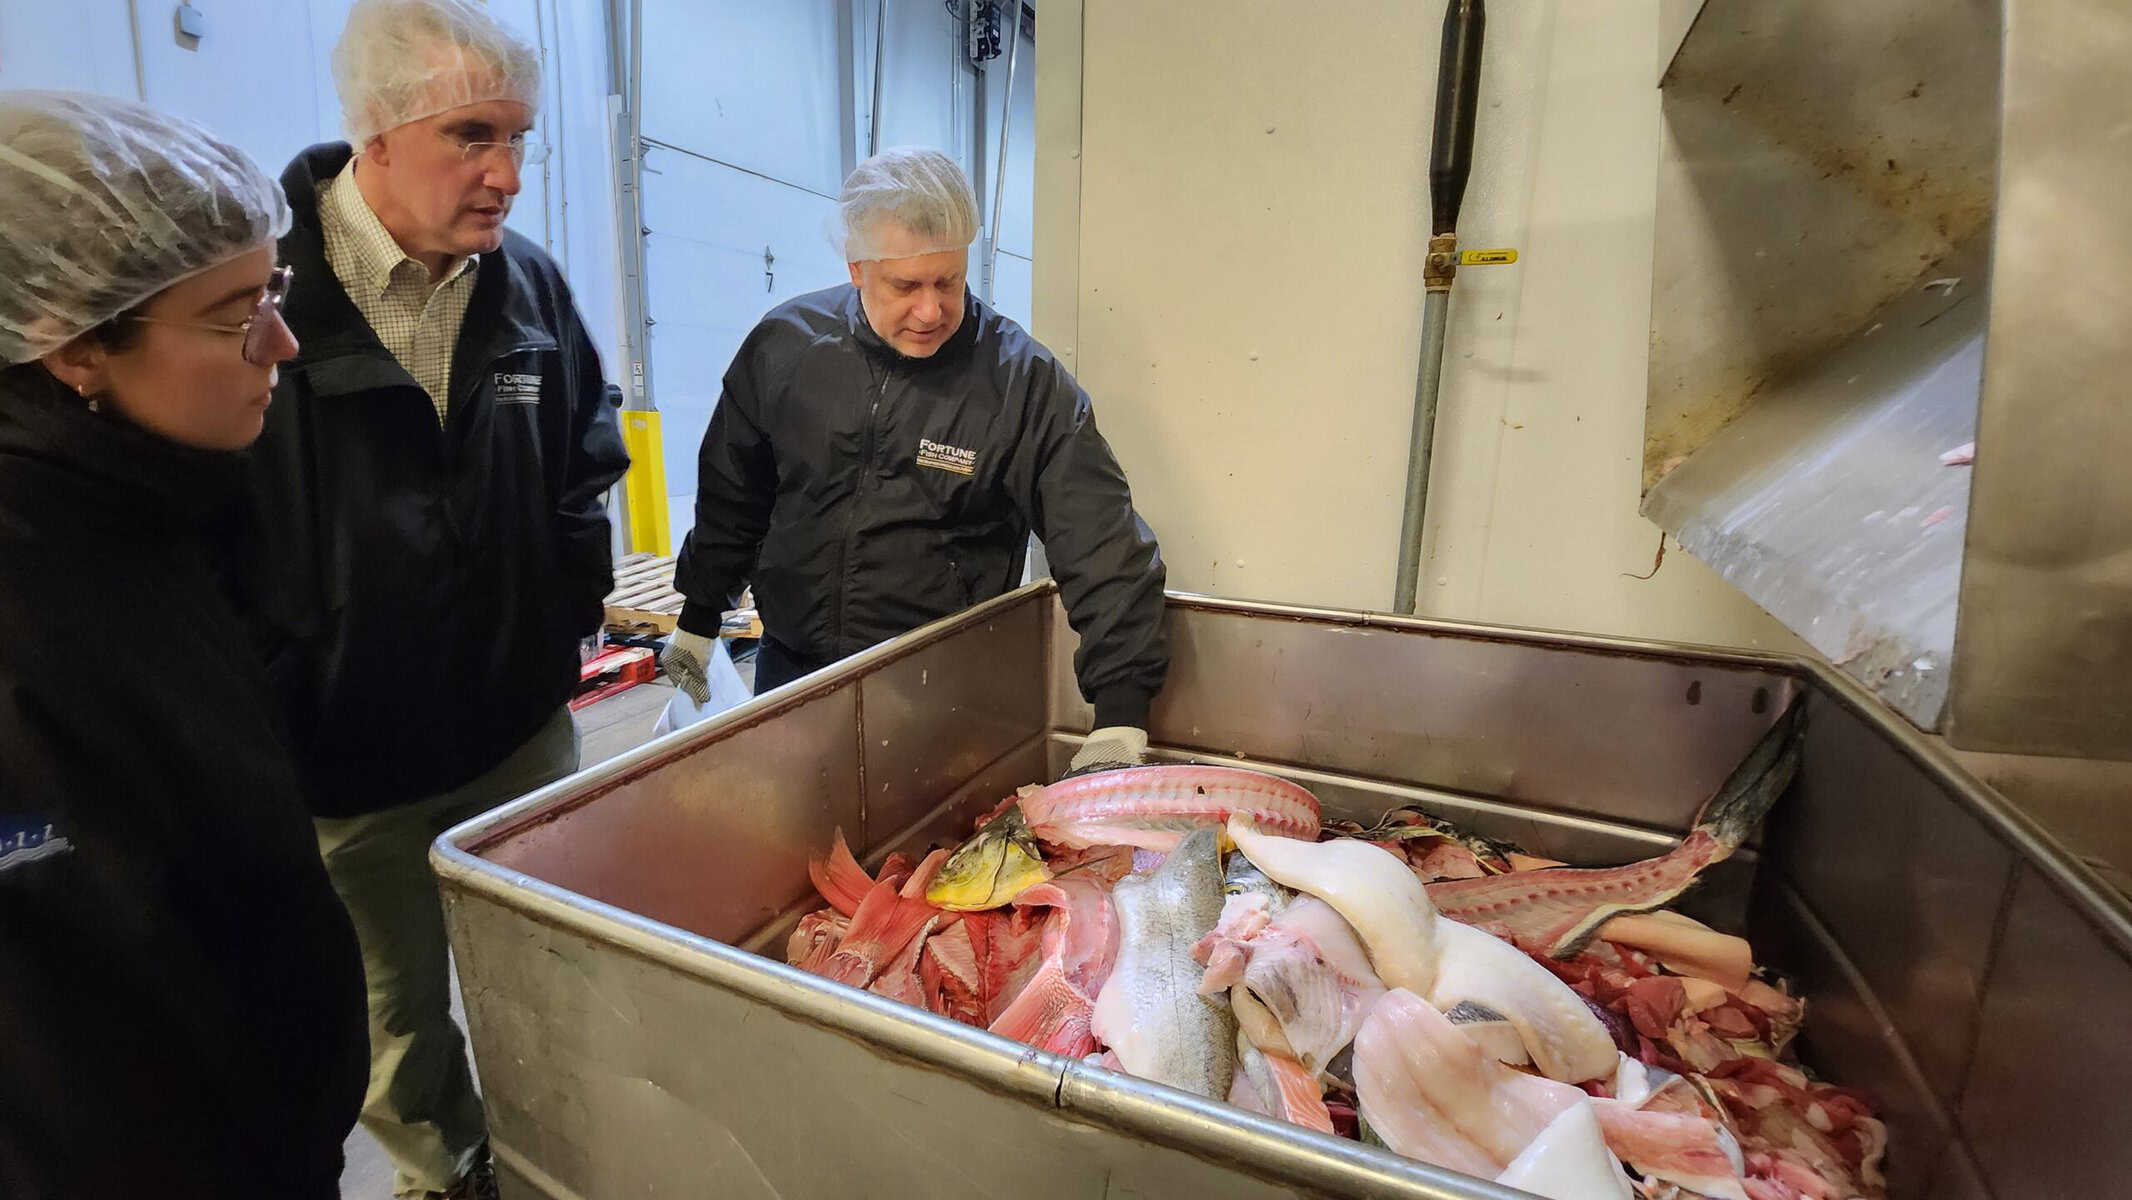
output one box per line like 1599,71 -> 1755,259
1429,0 -> 1486,237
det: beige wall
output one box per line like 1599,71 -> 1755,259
1035,0 -> 1799,650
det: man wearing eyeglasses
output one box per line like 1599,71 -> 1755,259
221,2 -> 628,1197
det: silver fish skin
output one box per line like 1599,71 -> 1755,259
1092,827 -> 1238,1099
1225,854 -> 1294,912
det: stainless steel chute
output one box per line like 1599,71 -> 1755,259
1642,0 -> 2132,760
437,584 -> 2132,1199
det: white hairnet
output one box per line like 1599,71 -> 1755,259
0,91 -> 289,365
333,0 -> 543,145
838,148 -> 980,262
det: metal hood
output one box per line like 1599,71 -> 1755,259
1641,0 -> 2132,760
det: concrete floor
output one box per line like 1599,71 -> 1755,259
338,677 -> 683,1198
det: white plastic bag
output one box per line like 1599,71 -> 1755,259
652,635 -> 752,736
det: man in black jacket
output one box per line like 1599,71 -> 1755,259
662,148 -> 1167,773
222,3 -> 628,1197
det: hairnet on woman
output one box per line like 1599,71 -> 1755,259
0,91 -> 367,1198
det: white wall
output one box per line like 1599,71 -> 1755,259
0,0 -> 625,372
641,0 -> 1034,540
1035,0 -> 1798,649
978,8 -> 1035,325
636,0 -> 848,542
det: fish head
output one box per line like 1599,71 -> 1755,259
925,808 -> 1052,910
1223,854 -> 1294,912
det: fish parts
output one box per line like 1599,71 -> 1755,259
1091,827 -> 1238,1100
818,849 -> 950,988
929,766 -> 1322,910
1026,766 -> 1322,851
1231,1034 -> 1336,1135
1430,917 -> 1620,1085
1227,816 -> 1440,997
1428,702 -> 1804,959
1232,815 -> 1617,1084
1356,990 -> 1770,1200
1197,896 -> 1386,1079
1498,1100 -> 1636,1200
1354,989 -> 1615,1184
986,872 -> 1119,1057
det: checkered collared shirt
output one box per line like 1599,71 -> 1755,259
318,157 -> 479,424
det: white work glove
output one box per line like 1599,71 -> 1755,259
660,628 -> 717,705
1065,726 -> 1150,778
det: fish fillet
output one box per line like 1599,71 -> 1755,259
1024,765 -> 1321,851
1091,828 -> 1237,1099
1591,1102 -> 1749,1200
1353,989 -> 1585,1178
1228,817 -> 1439,996
1429,917 -> 1618,1084
1598,911 -> 1753,991
1496,1098 -> 1635,1200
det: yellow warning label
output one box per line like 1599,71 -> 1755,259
1461,249 -> 1519,266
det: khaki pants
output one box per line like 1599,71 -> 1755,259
315,706 -> 580,1198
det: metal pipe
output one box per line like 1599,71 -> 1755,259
869,0 -> 887,155
984,5 -> 1022,303
629,0 -> 645,141
1394,291 -> 1451,613
1393,0 -> 1486,614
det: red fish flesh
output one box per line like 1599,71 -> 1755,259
816,850 -> 951,988
987,872 -> 1119,1057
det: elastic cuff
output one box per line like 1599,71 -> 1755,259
1091,685 -> 1153,731
677,600 -> 725,636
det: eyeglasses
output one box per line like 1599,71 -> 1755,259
452,135 -> 551,168
128,265 -> 294,365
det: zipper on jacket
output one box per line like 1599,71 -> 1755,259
945,552 -> 973,609
835,366 -> 893,652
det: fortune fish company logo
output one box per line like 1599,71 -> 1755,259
916,438 -> 978,476
495,371 -> 544,406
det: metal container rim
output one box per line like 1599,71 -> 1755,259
437,582 -> 2132,996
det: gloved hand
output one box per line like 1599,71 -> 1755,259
1064,726 -> 1150,778
660,627 -> 717,705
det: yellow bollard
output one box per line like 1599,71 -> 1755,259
619,410 -> 672,556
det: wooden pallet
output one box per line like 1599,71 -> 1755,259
602,553 -> 761,638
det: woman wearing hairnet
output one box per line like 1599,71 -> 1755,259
0,92 -> 366,1197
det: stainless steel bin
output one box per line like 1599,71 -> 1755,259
436,585 -> 2132,1199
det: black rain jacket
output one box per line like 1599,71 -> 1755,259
0,367 -> 366,1198
222,144 -> 630,816
674,285 -> 1167,727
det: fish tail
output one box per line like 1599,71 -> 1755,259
807,828 -> 874,917
1695,698 -> 1806,849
